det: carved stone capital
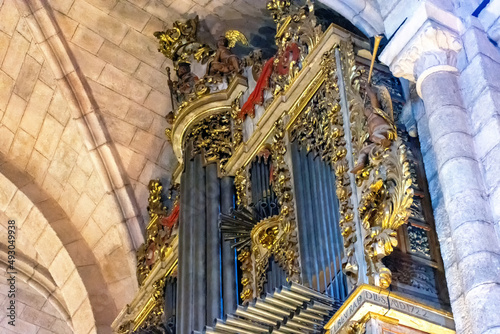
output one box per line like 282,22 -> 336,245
379,2 -> 464,83
386,23 -> 462,82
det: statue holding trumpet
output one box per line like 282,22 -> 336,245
351,36 -> 397,174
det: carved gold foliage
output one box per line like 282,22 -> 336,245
270,117 -> 301,283
230,92 -> 244,148
137,180 -> 179,286
187,111 -> 233,174
290,83 -> 334,161
133,276 -> 168,333
339,41 -> 368,162
234,166 -> 249,208
270,0 -> 322,97
360,141 -> 414,289
154,16 -> 211,63
322,46 -> 359,284
238,248 -> 254,302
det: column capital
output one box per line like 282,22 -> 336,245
379,2 -> 464,83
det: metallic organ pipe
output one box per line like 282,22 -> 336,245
221,176 -> 237,315
194,154 -> 206,331
206,163 -> 221,324
302,149 -> 320,291
316,157 -> 334,294
235,307 -> 278,326
225,315 -> 270,332
290,143 -> 312,287
308,153 -> 327,292
176,168 -> 187,334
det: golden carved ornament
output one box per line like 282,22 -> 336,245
187,110 -> 233,174
339,41 -> 414,288
359,141 -> 413,288
230,91 -> 244,148
154,16 -> 211,64
234,166 -> 249,208
321,46 -> 359,284
136,180 -> 179,286
270,117 -> 301,283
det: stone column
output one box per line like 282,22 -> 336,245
381,19 -> 500,334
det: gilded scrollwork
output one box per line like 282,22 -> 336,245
359,141 -> 414,288
322,46 -> 359,284
230,92 -> 244,148
234,166 -> 249,208
338,40 -> 414,289
137,180 -> 180,286
270,117 -> 301,284
186,111 -> 233,174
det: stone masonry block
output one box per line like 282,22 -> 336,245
13,55 -> 41,101
134,62 -> 170,95
35,114 -> 64,159
144,0 -> 174,21
47,141 -> 78,184
71,298 -> 94,334
0,70 -> 14,112
130,128 -> 163,161
459,251 -> 500,294
60,269 -> 88,316
462,26 -> 500,65
91,193 -> 123,233
470,87 -> 500,135
439,157 -> 484,202
10,129 -> 35,169
3,93 -> 26,132
69,43 -> 106,81
110,1 -> 151,31
19,306 -> 56,330
68,0 -> 128,45
432,132 -> 476,171
143,89 -> 171,116
5,186 -> 33,225
34,226 -> 63,268
474,115 -> 500,159
53,10 -> 78,40
115,143 -> 147,180
490,185 -> 500,223
98,64 -> 150,104
101,114 -> 136,145
422,72 -> 463,112
97,40 -> 140,74
0,174 -> 17,212
2,32 -> 29,79
0,0 -> 20,36
481,144 -> 500,190
0,31 -> 10,65
81,218 -> 104,248
71,25 -> 105,54
0,126 -> 15,156
71,193 -> 97,231
452,221 -> 500,260
461,54 -> 500,108
119,28 -> 165,68
20,80 -> 54,137
465,283 -> 500,333
125,103 -> 154,130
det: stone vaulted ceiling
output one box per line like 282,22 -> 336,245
0,0 -> 382,333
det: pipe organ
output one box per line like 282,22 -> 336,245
112,1 -> 455,333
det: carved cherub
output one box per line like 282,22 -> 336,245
351,83 -> 397,174
209,36 -> 241,76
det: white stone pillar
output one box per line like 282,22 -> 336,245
381,18 -> 500,334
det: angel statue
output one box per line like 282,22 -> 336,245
351,82 -> 397,174
208,30 -> 248,77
